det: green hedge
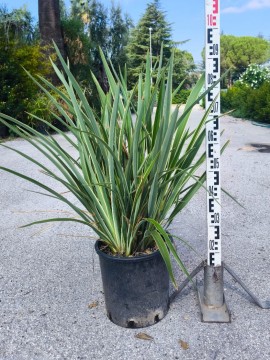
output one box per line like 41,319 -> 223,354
0,42 -> 53,128
172,89 -> 191,104
221,81 -> 270,124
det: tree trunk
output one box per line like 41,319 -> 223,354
38,0 -> 65,83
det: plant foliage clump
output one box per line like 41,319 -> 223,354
220,35 -> 270,87
0,45 -> 214,285
238,64 -> 270,89
0,5 -> 53,126
221,80 -> 270,123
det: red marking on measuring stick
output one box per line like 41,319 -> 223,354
205,0 -> 221,267
213,0 -> 219,14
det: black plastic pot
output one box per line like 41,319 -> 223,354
0,124 -> 8,139
95,241 -> 170,328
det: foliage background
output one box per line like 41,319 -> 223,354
221,64 -> 270,123
1,0 -> 270,136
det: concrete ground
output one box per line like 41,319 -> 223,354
0,107 -> 270,360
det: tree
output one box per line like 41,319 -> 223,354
61,16 -> 91,82
220,35 -> 270,87
68,0 -> 132,92
70,0 -> 88,19
38,0 -> 65,59
88,0 -> 109,91
172,48 -> 196,89
109,4 -> 133,72
126,0 -> 195,89
0,5 -> 35,44
0,6 -> 52,124
127,0 -> 173,85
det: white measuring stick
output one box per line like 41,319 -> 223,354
205,0 -> 221,267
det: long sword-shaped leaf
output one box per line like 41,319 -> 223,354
144,218 -> 191,288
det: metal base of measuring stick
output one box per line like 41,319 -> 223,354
169,260 -> 270,322
197,263 -> 231,323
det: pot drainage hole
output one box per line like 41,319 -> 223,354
127,320 -> 136,328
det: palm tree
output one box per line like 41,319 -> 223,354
38,0 -> 65,59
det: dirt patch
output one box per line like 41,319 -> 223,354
250,143 -> 270,153
99,243 -> 158,257
239,143 -> 270,153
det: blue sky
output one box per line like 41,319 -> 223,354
4,0 -> 270,63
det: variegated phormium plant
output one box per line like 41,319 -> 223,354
0,45 -> 220,287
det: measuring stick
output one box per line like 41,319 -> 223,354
205,0 -> 221,267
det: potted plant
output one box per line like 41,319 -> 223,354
0,45 -> 218,328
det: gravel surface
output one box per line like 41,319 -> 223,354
0,107 -> 270,360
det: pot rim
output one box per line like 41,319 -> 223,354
95,240 -> 162,263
